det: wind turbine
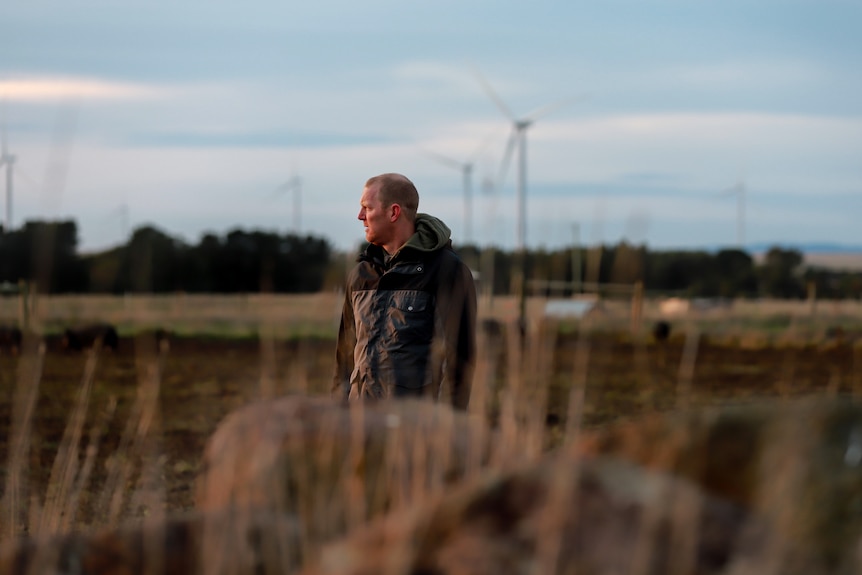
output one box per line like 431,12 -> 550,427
272,175 -> 303,235
479,174 -> 500,305
106,202 -> 130,243
473,69 -> 581,252
719,179 -> 746,249
419,135 -> 494,245
0,119 -> 15,233
473,69 -> 582,332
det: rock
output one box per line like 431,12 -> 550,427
0,509 -> 303,575
577,397 -> 862,574
195,395 -> 494,554
5,397 -> 859,574
305,454 -> 760,575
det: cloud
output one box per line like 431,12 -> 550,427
0,76 -> 166,102
390,61 -> 475,91
529,111 -> 862,194
665,59 -> 821,90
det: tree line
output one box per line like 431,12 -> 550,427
0,221 -> 332,294
0,220 -> 860,299
460,244 -> 861,300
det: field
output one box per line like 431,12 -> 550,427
0,293 -> 861,567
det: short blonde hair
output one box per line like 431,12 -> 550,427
365,173 -> 419,222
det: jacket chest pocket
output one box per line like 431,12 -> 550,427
388,291 -> 434,341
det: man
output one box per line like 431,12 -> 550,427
333,173 -> 477,409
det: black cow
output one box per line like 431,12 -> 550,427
63,323 -> 120,352
0,325 -> 23,354
652,320 -> 671,343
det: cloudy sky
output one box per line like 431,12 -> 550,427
1,0 -> 860,254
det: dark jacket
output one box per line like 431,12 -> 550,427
333,214 -> 477,409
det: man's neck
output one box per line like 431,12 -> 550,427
381,242 -> 403,258
382,226 -> 415,256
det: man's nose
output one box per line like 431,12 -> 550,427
358,208 -> 365,220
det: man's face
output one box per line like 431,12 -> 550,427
358,183 -> 391,246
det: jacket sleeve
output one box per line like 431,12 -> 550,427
437,257 -> 477,409
332,285 -> 356,401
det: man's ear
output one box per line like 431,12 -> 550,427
390,203 -> 402,222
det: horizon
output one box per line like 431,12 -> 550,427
28,218 -> 854,258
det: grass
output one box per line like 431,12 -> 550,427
0,292 -> 860,572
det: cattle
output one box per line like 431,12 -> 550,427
0,325 -> 22,354
652,319 -> 671,343
62,323 -> 120,352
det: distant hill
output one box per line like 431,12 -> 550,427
747,242 -> 862,255
745,243 -> 862,272
799,252 -> 862,272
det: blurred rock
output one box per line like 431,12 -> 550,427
195,395 -> 494,551
304,454 -> 761,575
577,397 -> 862,574
0,509 -> 303,575
4,397 -> 859,574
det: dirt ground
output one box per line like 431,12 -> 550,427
0,329 -> 860,531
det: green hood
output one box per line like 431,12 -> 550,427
403,213 -> 452,252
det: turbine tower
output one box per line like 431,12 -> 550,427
473,69 -> 579,252
107,202 -> 130,242
473,68 -> 581,332
273,175 -> 303,234
0,122 -> 15,233
719,179 -> 746,248
420,136 -> 492,245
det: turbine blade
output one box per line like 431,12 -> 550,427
717,184 -> 741,197
268,180 -> 296,201
496,129 -> 518,188
470,66 -> 515,121
418,146 -> 463,171
524,93 -> 589,123
468,131 -> 499,163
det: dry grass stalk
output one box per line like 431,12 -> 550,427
258,327 -> 279,398
2,334 -> 45,539
36,345 -> 100,535
854,345 -> 862,397
492,319 -> 524,467
95,337 -> 166,527
2,291 -> 862,573
343,399 -> 368,531
675,327 -> 700,410
61,396 -> 117,531
521,319 -> 556,457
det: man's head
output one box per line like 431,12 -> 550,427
358,173 -> 419,253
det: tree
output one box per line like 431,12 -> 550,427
0,220 -> 88,293
759,247 -> 805,298
715,249 -> 757,297
645,250 -> 714,296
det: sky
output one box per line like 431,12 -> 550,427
1,0 -> 860,255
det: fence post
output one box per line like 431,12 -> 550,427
807,280 -> 817,317
630,281 -> 644,336
17,280 -> 29,331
